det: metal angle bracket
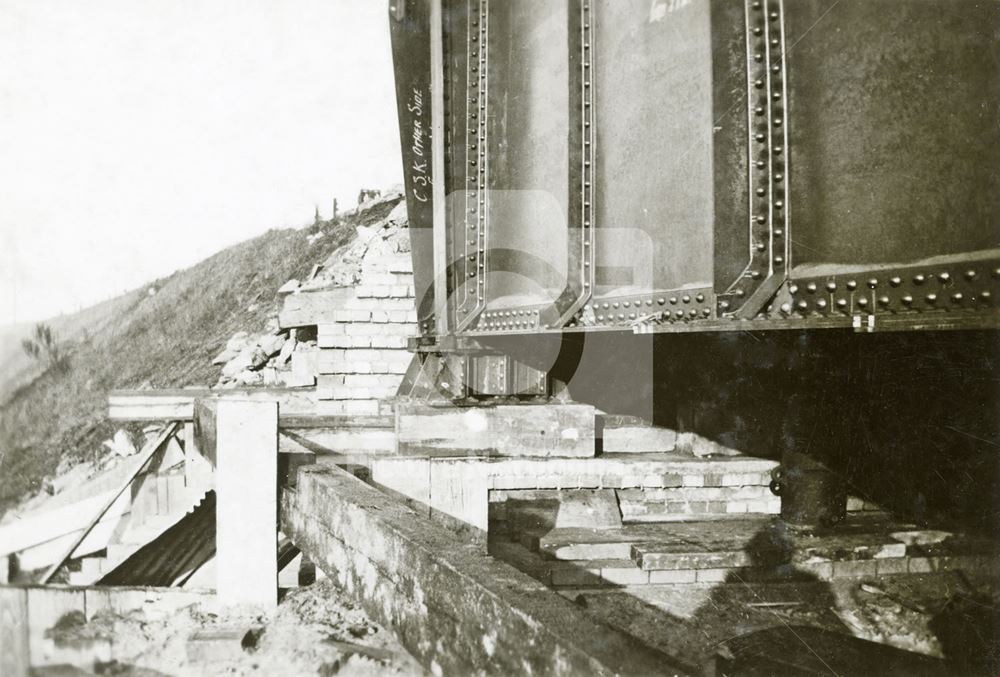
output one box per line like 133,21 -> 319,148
453,0 -> 491,333
718,0 -> 791,320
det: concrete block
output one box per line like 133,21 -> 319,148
875,558 -> 909,576
832,559 -> 878,578
315,399 -> 381,416
799,561 -> 834,580
216,399 -> 278,607
649,569 -> 697,584
396,404 -> 596,458
695,568 -> 730,583
371,458 -> 432,505
602,424 -> 677,453
553,490 -> 622,530
371,335 -> 409,349
601,567 -> 649,586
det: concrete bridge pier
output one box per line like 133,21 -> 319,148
213,399 -> 279,608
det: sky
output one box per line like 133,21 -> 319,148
0,0 -> 402,325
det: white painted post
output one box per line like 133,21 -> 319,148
215,399 -> 278,607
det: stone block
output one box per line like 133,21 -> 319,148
695,568 -> 730,583
875,558 -> 909,576
601,422 -> 677,453
279,288 -> 354,328
553,490 -> 622,529
601,566 -> 649,586
396,403 -> 596,458
649,569 -> 697,584
314,399 -> 381,416
832,559 -> 878,578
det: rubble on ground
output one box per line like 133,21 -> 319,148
46,579 -> 421,676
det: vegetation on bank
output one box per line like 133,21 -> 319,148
0,199 -> 400,510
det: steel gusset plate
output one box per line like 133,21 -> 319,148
553,0 -> 597,328
718,0 -> 790,319
768,259 -> 1000,321
478,305 -> 545,332
569,289 -> 716,330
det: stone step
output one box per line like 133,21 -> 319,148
395,403 -> 597,458
517,517 -> 1000,584
599,416 -> 677,454
617,486 -> 780,521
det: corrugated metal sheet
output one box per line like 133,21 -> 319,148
99,491 -> 215,587
98,491 -> 297,588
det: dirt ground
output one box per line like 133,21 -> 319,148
568,570 -> 1000,674
51,580 -> 424,676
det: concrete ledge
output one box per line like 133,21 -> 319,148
395,403 -> 596,458
281,465 -> 685,676
109,388 -> 318,421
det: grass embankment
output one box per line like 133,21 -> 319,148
0,199 -> 399,510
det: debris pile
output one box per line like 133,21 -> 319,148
212,189 -> 409,390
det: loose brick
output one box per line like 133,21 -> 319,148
873,543 -> 907,559
682,475 -> 703,487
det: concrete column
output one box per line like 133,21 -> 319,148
216,399 -> 278,607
